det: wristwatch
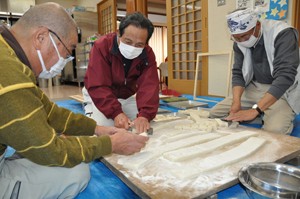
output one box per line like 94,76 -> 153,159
252,104 -> 264,115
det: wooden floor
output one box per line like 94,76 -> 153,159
40,84 -> 83,101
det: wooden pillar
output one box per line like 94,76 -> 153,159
292,0 -> 300,46
126,0 -> 148,16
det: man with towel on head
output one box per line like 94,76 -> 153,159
209,8 -> 300,134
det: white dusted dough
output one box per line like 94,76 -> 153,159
171,137 -> 266,179
121,133 -> 222,170
163,131 -> 258,161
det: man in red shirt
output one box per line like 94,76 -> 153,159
83,12 -> 159,134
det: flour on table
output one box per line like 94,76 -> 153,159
175,118 -> 232,132
174,109 -> 238,132
178,109 -> 210,118
153,114 -> 181,122
105,115 -> 292,198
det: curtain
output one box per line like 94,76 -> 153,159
148,26 -> 168,67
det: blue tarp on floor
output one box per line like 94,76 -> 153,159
5,97 -> 300,199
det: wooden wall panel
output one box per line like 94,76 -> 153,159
167,0 -> 208,95
292,0 -> 300,46
97,0 -> 117,35
126,0 -> 148,16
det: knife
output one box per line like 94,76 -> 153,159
128,126 -> 153,135
220,118 -> 239,128
220,118 -> 233,126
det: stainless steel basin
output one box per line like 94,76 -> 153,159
238,162 -> 300,199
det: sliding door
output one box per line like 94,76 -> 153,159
166,0 -> 208,95
97,0 -> 117,35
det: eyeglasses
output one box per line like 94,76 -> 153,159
48,29 -> 72,58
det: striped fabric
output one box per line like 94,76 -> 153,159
0,35 -> 112,167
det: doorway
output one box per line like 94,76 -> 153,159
293,0 -> 300,46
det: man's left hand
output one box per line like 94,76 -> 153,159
133,117 -> 150,134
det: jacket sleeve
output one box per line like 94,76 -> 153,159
136,47 -> 159,121
0,85 -> 112,168
84,38 -> 123,119
268,29 -> 299,99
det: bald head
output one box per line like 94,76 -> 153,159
9,2 -> 78,78
13,2 -> 77,40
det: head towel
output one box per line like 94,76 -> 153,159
226,8 -> 258,34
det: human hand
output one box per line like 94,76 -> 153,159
132,117 -> 150,134
114,113 -> 131,129
95,126 -> 126,136
225,109 -> 259,122
110,131 -> 149,155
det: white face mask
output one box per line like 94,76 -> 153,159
237,35 -> 259,48
236,26 -> 262,48
38,33 -> 74,79
119,41 -> 143,60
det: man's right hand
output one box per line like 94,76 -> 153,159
109,131 -> 149,155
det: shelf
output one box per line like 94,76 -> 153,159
76,66 -> 88,70
76,51 -> 90,55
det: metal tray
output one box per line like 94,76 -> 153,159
161,97 -> 188,103
166,100 -> 208,109
156,108 -> 172,114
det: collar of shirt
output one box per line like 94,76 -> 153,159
0,25 -> 31,68
252,34 -> 264,49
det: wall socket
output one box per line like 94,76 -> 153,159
217,0 -> 226,6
